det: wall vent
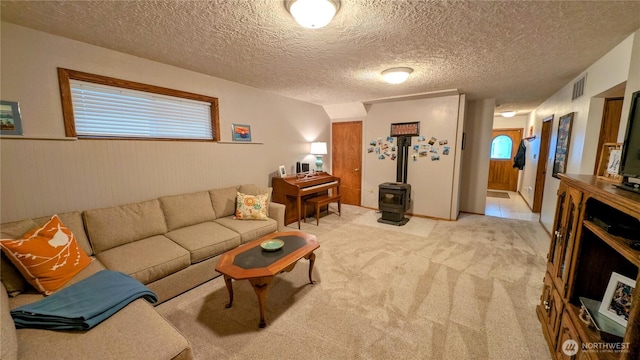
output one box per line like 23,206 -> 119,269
572,74 -> 586,100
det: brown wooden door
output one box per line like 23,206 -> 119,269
332,121 -> 362,206
487,128 -> 522,191
533,116 -> 553,212
593,97 -> 623,174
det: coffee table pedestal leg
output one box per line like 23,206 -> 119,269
223,275 -> 234,308
249,277 -> 273,328
305,252 -> 316,284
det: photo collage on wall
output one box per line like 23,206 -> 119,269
367,135 -> 450,162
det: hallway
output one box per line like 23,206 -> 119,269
485,191 -> 540,222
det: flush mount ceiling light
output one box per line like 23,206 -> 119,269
382,67 -> 413,84
285,0 -> 340,29
501,111 -> 517,118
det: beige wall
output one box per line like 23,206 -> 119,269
360,95 -> 463,220
459,99 -> 495,214
521,31 -> 637,232
492,115 -> 528,132
328,94 -> 478,219
328,94 -> 466,220
0,22 -> 331,222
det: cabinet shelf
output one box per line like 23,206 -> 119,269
566,304 -> 621,360
583,220 -> 640,268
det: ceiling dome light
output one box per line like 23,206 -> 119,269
501,111 -> 517,118
382,67 -> 413,84
286,0 -> 340,29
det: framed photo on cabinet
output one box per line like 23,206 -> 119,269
598,272 -> 635,327
277,165 -> 286,177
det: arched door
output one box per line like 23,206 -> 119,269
488,128 -> 522,191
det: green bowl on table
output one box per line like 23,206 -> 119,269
260,239 -> 284,251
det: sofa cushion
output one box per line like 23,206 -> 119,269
239,184 -> 273,216
7,260 -> 106,309
209,186 -> 238,218
1,219 -> 39,296
165,222 -> 241,263
160,191 -> 216,231
0,215 -> 92,295
13,298 -> 192,360
235,192 -> 269,220
1,283 -> 18,360
84,199 -> 168,254
96,235 -> 190,285
215,216 -> 277,243
0,253 -> 29,297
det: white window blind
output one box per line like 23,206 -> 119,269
70,80 -> 212,139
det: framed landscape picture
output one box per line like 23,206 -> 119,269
231,124 -> 251,142
552,112 -> 574,178
598,272 -> 635,327
0,100 -> 23,135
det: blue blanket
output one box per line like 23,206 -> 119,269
11,270 -> 157,331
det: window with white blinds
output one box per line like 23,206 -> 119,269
58,68 -> 219,141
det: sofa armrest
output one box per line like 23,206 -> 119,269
268,202 -> 286,231
1,283 -> 18,360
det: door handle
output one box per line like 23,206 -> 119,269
354,168 -> 359,172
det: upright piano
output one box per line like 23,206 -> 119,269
272,172 -> 340,229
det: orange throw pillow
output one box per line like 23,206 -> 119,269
0,215 -> 92,295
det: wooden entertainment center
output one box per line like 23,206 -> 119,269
538,174 -> 640,359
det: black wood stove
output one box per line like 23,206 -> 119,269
378,134 -> 412,226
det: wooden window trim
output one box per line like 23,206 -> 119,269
57,68 -> 220,141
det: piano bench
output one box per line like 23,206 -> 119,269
304,194 -> 341,226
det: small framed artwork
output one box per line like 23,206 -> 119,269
390,121 -> 420,137
598,272 -> 635,327
0,100 -> 23,135
596,143 -> 623,183
278,165 -> 286,178
552,112 -> 574,178
231,124 -> 251,142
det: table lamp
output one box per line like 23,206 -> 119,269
310,142 -> 327,172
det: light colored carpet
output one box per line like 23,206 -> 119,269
156,205 -> 551,359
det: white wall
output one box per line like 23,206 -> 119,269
459,98 -> 495,214
0,22 -> 331,222
493,115 -> 528,132
522,32 -> 637,232
361,95 -> 462,220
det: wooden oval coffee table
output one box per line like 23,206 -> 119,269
214,231 -> 319,328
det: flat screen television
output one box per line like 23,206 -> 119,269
617,90 -> 640,193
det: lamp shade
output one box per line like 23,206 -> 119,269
310,142 -> 328,155
286,0 -> 340,29
501,111 -> 517,118
382,67 -> 413,84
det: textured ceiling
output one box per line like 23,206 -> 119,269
2,0 -> 640,115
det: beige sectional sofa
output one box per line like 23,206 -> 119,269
0,184 -> 285,360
